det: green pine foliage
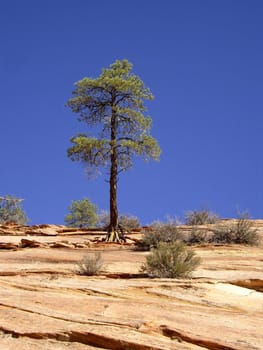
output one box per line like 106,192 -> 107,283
67,59 -> 160,174
65,198 -> 98,228
0,195 -> 28,225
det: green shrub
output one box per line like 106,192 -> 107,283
211,213 -> 259,246
65,198 -> 98,228
140,222 -> 183,250
77,252 -> 103,275
185,209 -> 219,225
141,241 -> 201,278
0,195 -> 28,225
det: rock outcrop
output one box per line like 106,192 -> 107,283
0,221 -> 262,349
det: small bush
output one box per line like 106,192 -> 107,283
212,225 -> 234,244
141,241 -> 201,278
65,198 -> 98,228
186,227 -> 209,244
77,252 -> 103,276
0,195 -> 28,225
185,209 -> 219,225
119,214 -> 140,230
97,211 -> 140,231
140,222 -> 183,250
234,213 -> 259,245
96,210 -> 109,228
211,213 -> 259,245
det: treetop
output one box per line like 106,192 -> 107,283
67,58 -> 161,175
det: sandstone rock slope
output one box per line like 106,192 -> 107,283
0,222 -> 262,349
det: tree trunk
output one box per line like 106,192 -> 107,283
106,104 -> 123,242
109,135 -> 118,229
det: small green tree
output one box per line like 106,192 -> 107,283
65,198 -> 98,227
0,195 -> 28,225
67,59 -> 161,241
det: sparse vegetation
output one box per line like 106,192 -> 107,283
211,213 -> 259,245
0,195 -> 28,225
185,209 -> 219,225
234,213 -> 259,245
65,198 -> 98,228
97,210 -> 110,228
97,211 -> 140,231
141,241 -> 201,278
138,211 -> 260,249
119,214 -> 140,231
77,252 -> 103,276
211,224 -> 234,244
186,227 -> 209,244
140,221 -> 183,250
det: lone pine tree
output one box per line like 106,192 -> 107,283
67,59 -> 161,241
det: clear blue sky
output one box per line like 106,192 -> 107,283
0,0 -> 262,224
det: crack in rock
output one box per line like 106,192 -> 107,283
160,325 -> 239,350
231,279 -> 263,293
0,326 -> 178,350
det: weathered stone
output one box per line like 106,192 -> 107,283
0,242 -> 18,250
0,220 -> 262,349
49,242 -> 75,248
20,239 -> 44,248
73,243 -> 89,248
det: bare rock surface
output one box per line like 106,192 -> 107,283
0,222 -> 262,349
